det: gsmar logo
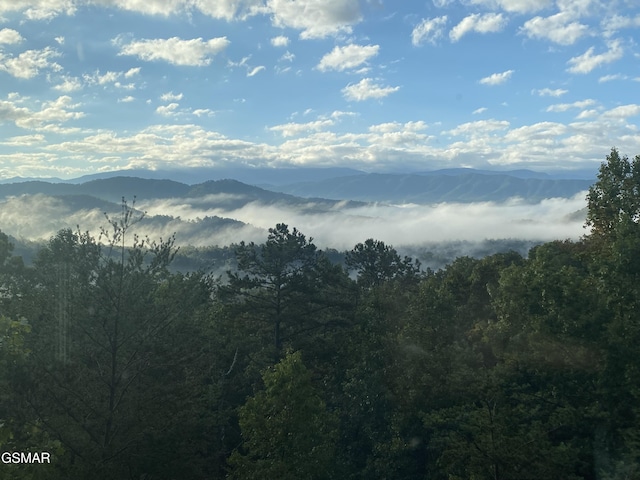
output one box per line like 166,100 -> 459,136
1,452 -> 51,464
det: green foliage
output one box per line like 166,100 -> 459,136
2,149 -> 640,479
221,223 -> 354,371
586,147 -> 640,237
228,351 -> 338,480
346,238 -> 421,288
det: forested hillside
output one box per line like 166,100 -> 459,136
1,148 -> 640,479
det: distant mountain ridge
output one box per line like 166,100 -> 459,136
0,176 -> 365,209
0,170 -> 596,205
0,165 -> 597,187
267,172 -> 594,204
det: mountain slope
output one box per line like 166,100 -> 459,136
270,173 -> 593,203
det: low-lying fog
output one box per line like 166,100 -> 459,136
0,192 -> 590,252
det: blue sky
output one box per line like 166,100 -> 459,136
0,0 -> 639,179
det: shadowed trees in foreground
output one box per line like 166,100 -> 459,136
1,148 -> 640,479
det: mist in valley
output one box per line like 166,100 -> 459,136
0,191 -> 589,270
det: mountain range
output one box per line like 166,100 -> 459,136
0,168 -> 592,259
0,167 -> 595,205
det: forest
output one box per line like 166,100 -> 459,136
1,148 -> 640,479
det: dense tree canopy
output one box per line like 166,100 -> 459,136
1,150 -> 640,479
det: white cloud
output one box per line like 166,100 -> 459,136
270,119 -> 334,137
0,0 -> 77,20
53,75 -> 83,92
54,36 -> 64,45
472,107 -> 488,115
193,108 -> 214,117
124,67 -> 141,77
118,96 -> 135,103
567,40 -> 623,74
329,110 -> 357,119
0,46 -> 61,79
0,28 -> 23,44
1,134 -> 45,146
466,0 -> 552,13
192,0 -> 264,21
116,36 -> 230,66
247,65 -> 265,76
317,44 -> 379,72
598,73 -> 627,83
532,88 -> 568,97
602,14 -> 640,37
479,69 -> 514,85
450,13 -> 507,42
268,0 -> 362,39
91,0 -> 185,16
160,91 -> 183,101
546,99 -> 597,112
445,119 -> 510,137
0,94 -> 83,131
601,104 -> 640,120
369,120 -> 427,134
270,35 -> 289,47
83,69 -> 121,85
411,16 -> 448,46
279,51 -> 295,62
575,109 -> 598,119
342,78 -> 400,101
520,13 -> 589,45
156,103 -> 180,117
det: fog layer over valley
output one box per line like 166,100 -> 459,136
0,188 -> 588,270
138,191 -> 588,250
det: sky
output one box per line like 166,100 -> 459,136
0,0 -> 639,180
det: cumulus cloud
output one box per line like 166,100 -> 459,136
8,107 -> 638,179
53,75 -> 83,92
0,28 -> 23,44
270,35 -> 289,47
533,88 -> 568,97
411,16 -> 448,46
124,67 -> 141,77
191,0 -> 265,21
118,96 -> 135,103
270,119 -> 334,137
602,14 -> 640,37
479,69 -> 514,85
0,46 -> 62,79
567,40 -> 623,74
116,36 -> 230,66
342,78 -> 400,101
0,94 -> 84,131
466,0 -> 552,13
83,69 -> 122,86
445,119 -> 510,137
520,12 -> 589,45
1,134 -> 45,146
601,104 -> 640,120
268,0 -> 362,39
156,103 -> 180,117
598,74 -> 627,83
193,108 -> 214,117
546,99 -> 597,112
0,0 -> 77,20
160,91 -> 183,102
450,13 -> 507,42
317,44 -> 379,72
472,107 -> 488,115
